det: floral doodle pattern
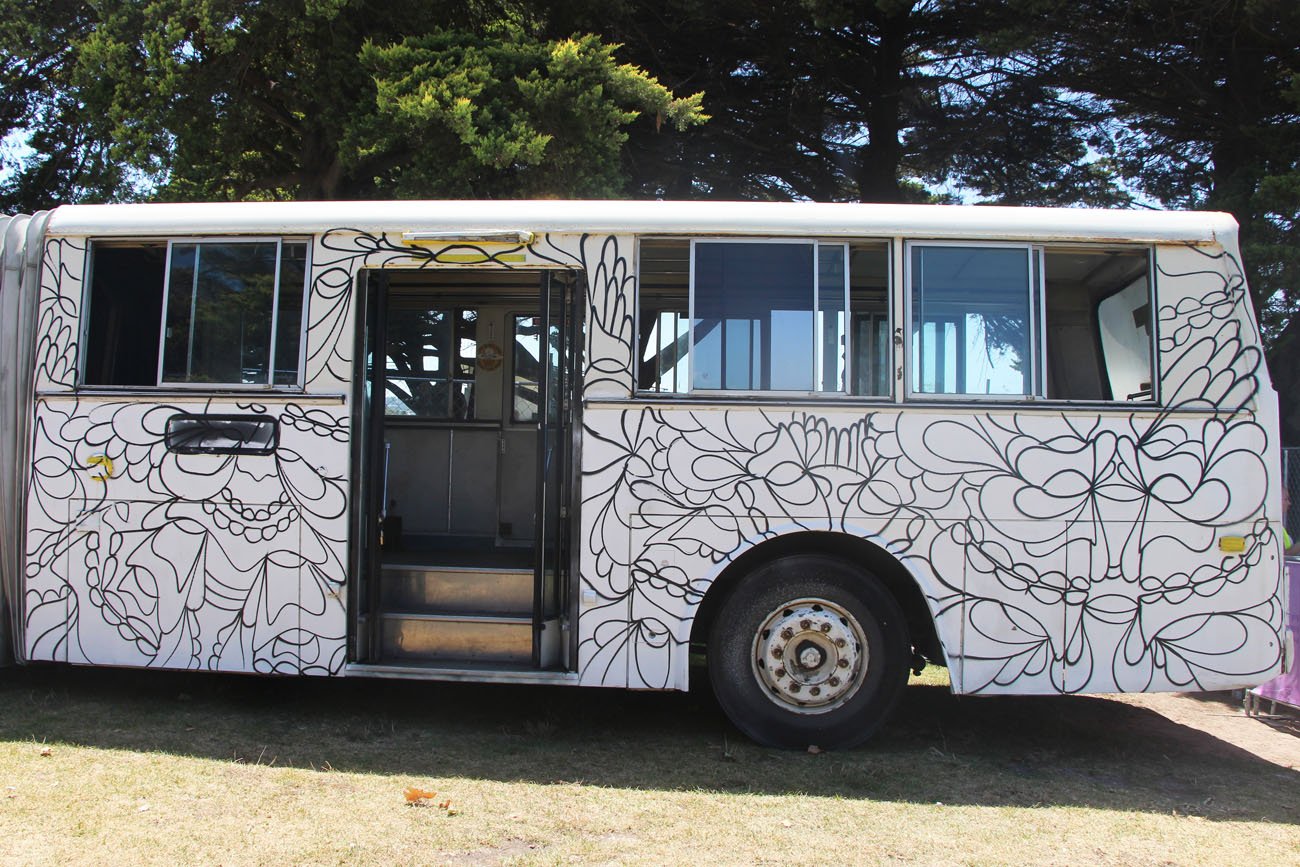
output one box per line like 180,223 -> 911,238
576,243 -> 1283,693
24,399 -> 350,673
22,225 -> 636,675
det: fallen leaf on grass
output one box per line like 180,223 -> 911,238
404,787 -> 438,804
38,747 -> 52,757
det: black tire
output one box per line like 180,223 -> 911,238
707,554 -> 909,750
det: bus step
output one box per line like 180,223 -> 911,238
381,565 -> 533,616
380,612 -> 533,663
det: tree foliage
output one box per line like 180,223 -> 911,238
1015,0 -> 1300,439
0,0 -> 704,206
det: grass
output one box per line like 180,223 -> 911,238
1,663 -> 1297,865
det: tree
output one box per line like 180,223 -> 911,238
1018,0 -> 1300,442
553,0 -> 1123,204
0,0 -> 127,208
0,0 -> 704,207
351,24 -> 704,198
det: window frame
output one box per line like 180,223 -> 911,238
904,239 -> 1040,402
1036,242 -> 1160,405
634,235 -> 896,400
1085,244 -> 1159,404
155,236 -> 311,390
78,235 -> 310,391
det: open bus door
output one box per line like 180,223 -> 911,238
351,266 -> 577,673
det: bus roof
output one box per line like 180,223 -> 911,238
45,199 -> 1237,245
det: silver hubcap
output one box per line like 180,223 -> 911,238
752,598 -> 867,714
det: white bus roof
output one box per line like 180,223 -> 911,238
45,199 -> 1237,245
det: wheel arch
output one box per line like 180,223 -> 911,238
690,531 -> 946,667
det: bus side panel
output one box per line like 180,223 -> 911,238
19,229 -> 357,676
23,397 -> 351,674
573,238 -> 1284,697
575,406 -> 977,691
1049,241 -> 1286,693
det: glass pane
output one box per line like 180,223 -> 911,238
273,241 -> 307,385
161,244 -> 196,382
640,309 -> 689,393
637,239 -> 690,393
382,307 -> 479,419
385,377 -> 449,417
910,245 -> 1032,396
849,243 -> 891,396
163,241 -> 278,384
816,245 -> 847,392
692,242 -> 815,391
385,307 -> 445,417
513,314 -> 542,423
455,309 -> 478,378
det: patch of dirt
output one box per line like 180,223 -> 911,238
1108,691 -> 1300,771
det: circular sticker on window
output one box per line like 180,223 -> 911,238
477,342 -> 504,372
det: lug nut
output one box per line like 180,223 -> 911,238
834,637 -> 846,648
837,658 -> 849,668
772,646 -> 783,659
810,686 -> 821,696
789,683 -> 801,693
781,627 -> 794,640
829,676 -> 841,687
774,667 -> 786,678
820,622 -> 831,633
800,619 -> 812,630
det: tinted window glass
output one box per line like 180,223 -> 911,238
911,245 -> 1032,396
692,242 -> 815,391
163,242 -> 278,384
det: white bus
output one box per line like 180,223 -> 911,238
0,201 -> 1289,748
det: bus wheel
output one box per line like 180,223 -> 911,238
707,554 -> 909,750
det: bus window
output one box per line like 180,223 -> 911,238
83,242 -> 167,386
163,241 -> 279,384
87,239 -> 307,388
849,243 -> 890,396
384,307 -> 478,419
1042,247 -> 1152,401
691,240 -> 820,391
637,238 -> 890,397
909,244 -> 1033,397
636,239 -> 689,393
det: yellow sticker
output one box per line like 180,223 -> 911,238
1218,536 -> 1245,554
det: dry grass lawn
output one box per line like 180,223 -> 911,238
1,663 -> 1297,865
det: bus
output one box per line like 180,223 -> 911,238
0,201 -> 1288,749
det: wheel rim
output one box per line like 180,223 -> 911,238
751,597 -> 868,715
